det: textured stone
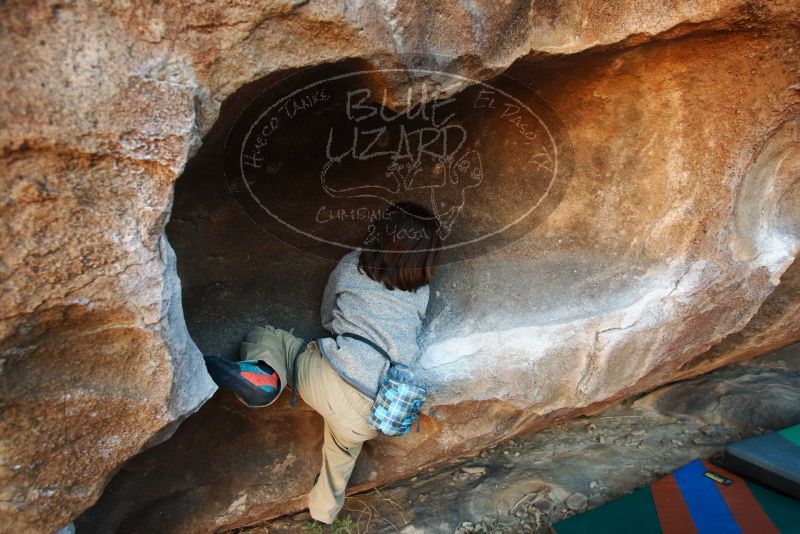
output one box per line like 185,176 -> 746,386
566,493 -> 587,511
253,344 -> 800,533
83,14 -> 799,534
1,1 -> 799,533
0,5 -> 220,534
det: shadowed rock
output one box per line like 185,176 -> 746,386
1,1 -> 799,533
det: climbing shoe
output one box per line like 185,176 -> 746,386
203,356 -> 280,407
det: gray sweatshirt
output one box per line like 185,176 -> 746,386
318,250 -> 430,400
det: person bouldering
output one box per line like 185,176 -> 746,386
203,200 -> 441,524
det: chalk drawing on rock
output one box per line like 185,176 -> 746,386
223,57 -> 574,262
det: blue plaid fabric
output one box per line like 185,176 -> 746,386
368,374 -> 426,436
324,331 -> 427,436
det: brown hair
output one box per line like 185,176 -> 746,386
358,201 -> 442,291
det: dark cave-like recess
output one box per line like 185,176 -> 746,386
166,58 -> 573,357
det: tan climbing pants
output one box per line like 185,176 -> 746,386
240,325 -> 378,524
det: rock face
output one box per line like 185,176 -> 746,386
259,344 -> 800,533
1,1 -> 799,533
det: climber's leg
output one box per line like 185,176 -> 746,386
297,341 -> 378,523
203,356 -> 280,407
308,420 -> 365,523
236,324 -> 305,406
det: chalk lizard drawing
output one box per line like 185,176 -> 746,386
320,148 -> 483,240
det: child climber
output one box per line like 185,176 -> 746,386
203,201 -> 442,524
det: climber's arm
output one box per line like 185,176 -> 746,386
320,263 -> 339,330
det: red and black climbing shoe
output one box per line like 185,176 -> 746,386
203,356 -> 280,407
